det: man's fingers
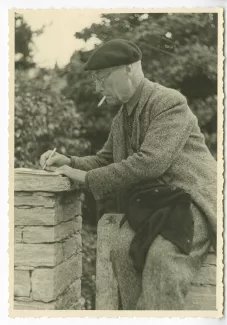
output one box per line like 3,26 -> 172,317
46,155 -> 59,166
56,166 -> 67,172
45,166 -> 57,172
55,169 -> 65,175
40,150 -> 52,167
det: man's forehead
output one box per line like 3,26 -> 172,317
94,65 -> 124,77
94,67 -> 115,76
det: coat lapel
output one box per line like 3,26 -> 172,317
112,104 -> 127,162
133,78 -> 155,150
136,78 -> 155,117
112,78 -> 155,161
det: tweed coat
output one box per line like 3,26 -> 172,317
70,78 -> 217,238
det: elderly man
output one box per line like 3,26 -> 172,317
40,39 -> 217,310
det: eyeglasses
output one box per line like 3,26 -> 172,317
91,74 -> 105,86
91,69 -> 116,86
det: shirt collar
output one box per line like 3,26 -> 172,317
125,78 -> 145,116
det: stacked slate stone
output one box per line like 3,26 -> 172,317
14,170 -> 84,310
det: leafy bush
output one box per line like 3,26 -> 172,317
14,68 -> 90,168
15,13 -> 44,70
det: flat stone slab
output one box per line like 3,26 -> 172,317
14,168 -> 82,192
14,270 -> 31,297
31,253 -> 82,302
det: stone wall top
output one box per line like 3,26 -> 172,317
14,168 -> 81,192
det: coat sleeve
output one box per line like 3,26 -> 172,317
69,127 -> 113,171
86,101 -> 194,200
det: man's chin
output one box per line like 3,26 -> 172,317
106,97 -> 120,107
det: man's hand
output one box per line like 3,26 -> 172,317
40,150 -> 71,171
56,165 -> 87,185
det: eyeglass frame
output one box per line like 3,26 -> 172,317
91,74 -> 106,86
91,67 -> 119,86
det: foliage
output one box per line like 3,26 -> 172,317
81,223 -> 97,310
15,13 -> 45,70
66,13 -> 217,157
14,68 -> 89,168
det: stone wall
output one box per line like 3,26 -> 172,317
14,170 -> 83,310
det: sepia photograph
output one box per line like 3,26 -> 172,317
9,8 -> 224,317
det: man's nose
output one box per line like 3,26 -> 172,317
96,81 -> 104,93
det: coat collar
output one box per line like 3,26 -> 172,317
112,78 -> 156,161
117,78 -> 155,119
125,78 -> 145,116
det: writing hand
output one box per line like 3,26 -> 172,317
40,150 -> 71,170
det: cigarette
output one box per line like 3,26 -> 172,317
98,96 -> 106,107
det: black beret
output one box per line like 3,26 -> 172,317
84,39 -> 142,71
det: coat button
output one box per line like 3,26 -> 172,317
136,198 -> 140,202
154,189 -> 159,193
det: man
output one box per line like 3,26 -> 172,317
40,39 -> 217,310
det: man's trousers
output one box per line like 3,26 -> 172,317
110,203 -> 212,310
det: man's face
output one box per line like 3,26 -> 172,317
92,65 -> 134,106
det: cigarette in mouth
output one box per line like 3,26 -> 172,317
98,96 -> 106,107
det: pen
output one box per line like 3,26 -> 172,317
43,148 -> 57,170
